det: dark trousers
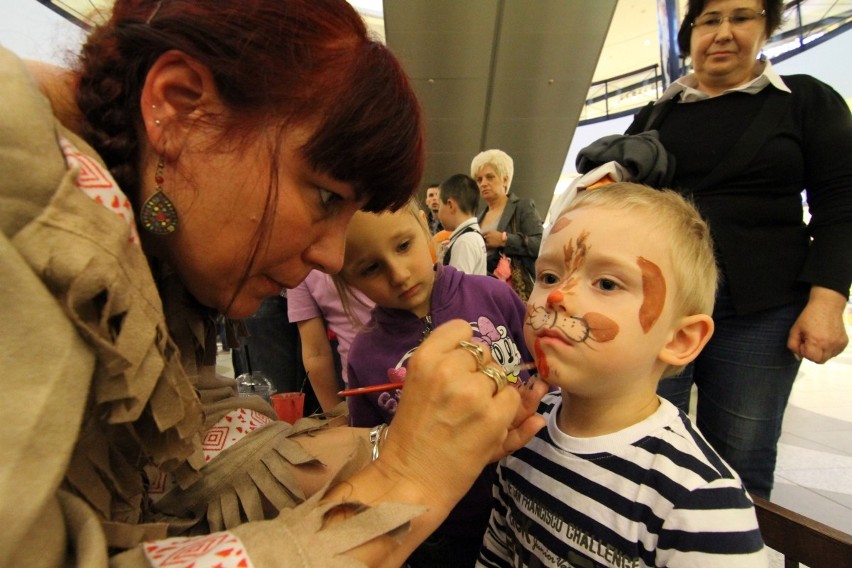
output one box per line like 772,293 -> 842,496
657,288 -> 805,498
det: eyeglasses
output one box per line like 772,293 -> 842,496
691,9 -> 766,33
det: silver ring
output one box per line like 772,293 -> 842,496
480,365 -> 509,395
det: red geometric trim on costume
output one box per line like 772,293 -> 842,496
203,409 -> 274,463
144,532 -> 254,568
59,135 -> 140,244
148,409 -> 274,504
202,425 -> 229,453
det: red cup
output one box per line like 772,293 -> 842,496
271,392 -> 305,423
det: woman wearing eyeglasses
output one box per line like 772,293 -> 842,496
624,0 -> 851,499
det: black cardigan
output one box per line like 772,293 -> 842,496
628,75 -> 852,315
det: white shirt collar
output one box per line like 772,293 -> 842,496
449,217 -> 479,239
656,59 -> 791,104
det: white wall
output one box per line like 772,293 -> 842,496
0,0 -> 84,65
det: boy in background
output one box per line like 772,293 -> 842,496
438,174 -> 487,276
478,183 -> 766,567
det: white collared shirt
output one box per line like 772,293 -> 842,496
656,59 -> 791,104
442,217 -> 487,276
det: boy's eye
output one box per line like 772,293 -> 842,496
596,278 -> 620,292
538,272 -> 560,285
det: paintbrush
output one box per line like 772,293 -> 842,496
338,362 -> 537,396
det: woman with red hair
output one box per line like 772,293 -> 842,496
0,1 -> 546,565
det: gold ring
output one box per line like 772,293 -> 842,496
458,340 -> 485,366
480,365 -> 509,395
459,340 -> 507,395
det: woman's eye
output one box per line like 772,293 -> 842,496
596,278 -> 620,292
319,188 -> 342,210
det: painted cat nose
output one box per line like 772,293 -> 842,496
547,289 -> 564,305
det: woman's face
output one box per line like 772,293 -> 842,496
474,164 -> 508,202
161,125 -> 365,318
690,0 -> 768,94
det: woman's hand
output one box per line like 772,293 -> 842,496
787,286 -> 849,363
375,319 -> 544,505
318,319 -> 545,567
496,375 -> 548,461
482,230 -> 506,250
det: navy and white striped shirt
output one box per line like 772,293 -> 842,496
478,393 -> 766,567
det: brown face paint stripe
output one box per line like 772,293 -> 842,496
550,216 -> 572,234
637,256 -> 666,333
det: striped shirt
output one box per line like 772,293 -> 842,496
478,393 -> 767,567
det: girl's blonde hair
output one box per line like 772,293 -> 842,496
333,198 -> 431,327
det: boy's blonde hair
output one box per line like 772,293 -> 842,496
559,182 -> 718,319
333,198 -> 431,327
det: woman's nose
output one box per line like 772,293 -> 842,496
714,19 -> 734,40
304,224 -> 346,274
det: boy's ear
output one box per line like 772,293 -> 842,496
140,50 -> 223,158
659,314 -> 714,368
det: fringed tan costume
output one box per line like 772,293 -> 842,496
0,46 -> 420,567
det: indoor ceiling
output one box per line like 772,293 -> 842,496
34,0 -> 852,211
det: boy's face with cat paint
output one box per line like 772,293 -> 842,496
525,206 -> 679,397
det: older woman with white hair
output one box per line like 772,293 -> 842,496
471,149 -> 543,300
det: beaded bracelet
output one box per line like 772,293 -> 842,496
370,423 -> 389,461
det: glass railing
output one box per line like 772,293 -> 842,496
578,0 -> 852,125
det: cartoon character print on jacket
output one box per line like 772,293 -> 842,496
378,316 -> 525,416
470,316 -> 523,385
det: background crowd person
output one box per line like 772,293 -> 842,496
437,174 -> 487,275
337,201 -> 533,567
424,181 -> 443,235
0,0 -> 548,565
622,0 -> 852,498
232,293 -> 303,395
471,149 -> 543,299
287,270 -> 375,412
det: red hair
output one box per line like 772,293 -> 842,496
77,0 -> 423,211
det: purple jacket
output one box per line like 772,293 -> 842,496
347,264 -> 531,537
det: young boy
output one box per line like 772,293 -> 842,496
478,183 -> 766,567
437,173 -> 488,275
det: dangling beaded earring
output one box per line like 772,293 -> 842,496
140,156 -> 179,234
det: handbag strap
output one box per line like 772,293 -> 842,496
442,225 -> 481,266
